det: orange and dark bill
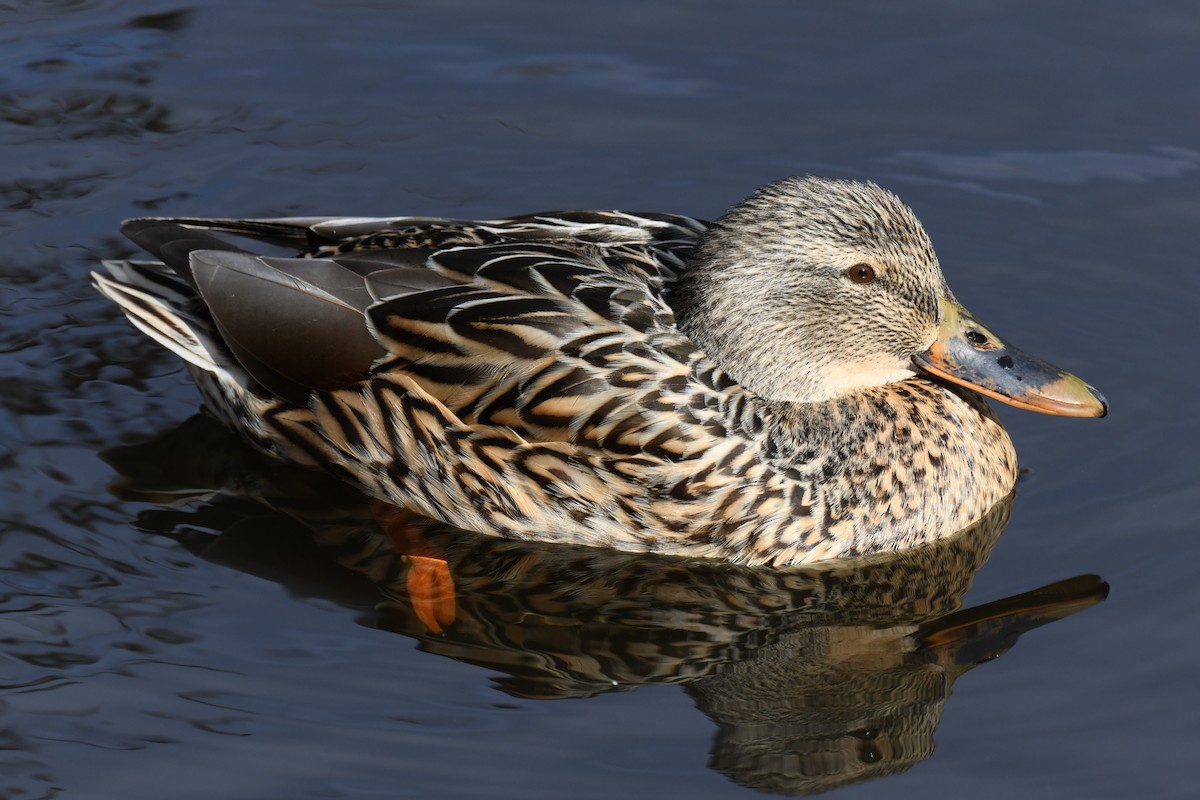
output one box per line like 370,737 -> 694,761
912,298 -> 1107,418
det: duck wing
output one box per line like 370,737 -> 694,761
366,239 -> 753,458
119,214 -> 751,459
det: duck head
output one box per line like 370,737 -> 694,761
672,177 -> 1106,418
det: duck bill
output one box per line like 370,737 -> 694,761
912,297 -> 1107,418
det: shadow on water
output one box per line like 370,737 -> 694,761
103,414 -> 1107,797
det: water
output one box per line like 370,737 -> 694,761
0,1 -> 1196,797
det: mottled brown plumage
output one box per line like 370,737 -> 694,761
93,177 -> 1103,566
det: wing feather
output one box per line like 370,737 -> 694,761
359,240 -> 752,464
114,213 -> 754,466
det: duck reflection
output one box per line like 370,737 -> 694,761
104,413 -> 1107,796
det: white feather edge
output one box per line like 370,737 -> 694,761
92,266 -> 224,373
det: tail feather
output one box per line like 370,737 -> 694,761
93,260 -> 228,374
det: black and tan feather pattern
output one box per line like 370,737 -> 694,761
92,177 -> 1104,566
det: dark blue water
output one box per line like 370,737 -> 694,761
1,2 -> 1196,797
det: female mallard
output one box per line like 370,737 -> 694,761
94,177 -> 1105,566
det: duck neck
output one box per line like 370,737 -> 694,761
671,250 -> 835,403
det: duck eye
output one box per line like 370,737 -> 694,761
848,263 -> 875,284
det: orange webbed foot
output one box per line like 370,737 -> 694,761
371,501 -> 456,634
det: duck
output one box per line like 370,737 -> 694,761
93,177 -> 1106,567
